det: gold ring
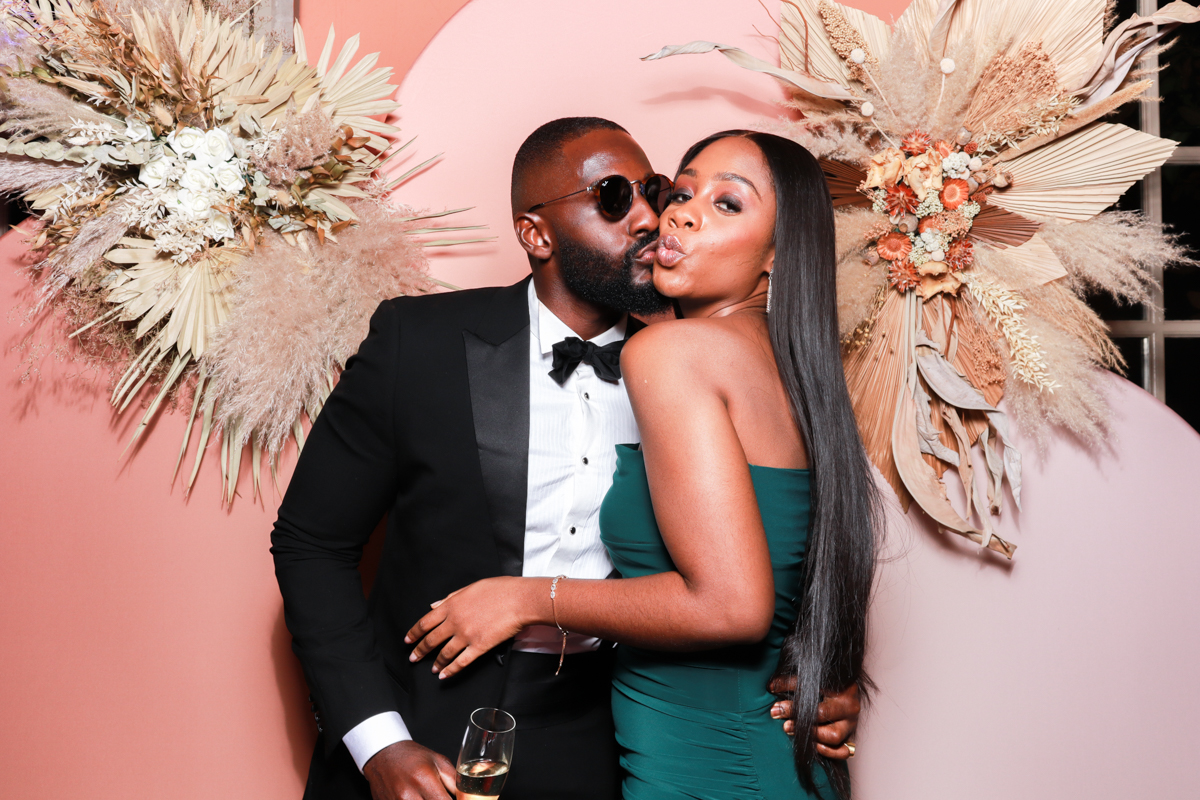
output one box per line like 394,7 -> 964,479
845,741 -> 856,758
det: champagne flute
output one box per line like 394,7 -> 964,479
455,707 -> 516,800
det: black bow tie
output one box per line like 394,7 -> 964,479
549,337 -> 625,385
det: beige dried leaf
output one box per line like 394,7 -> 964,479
987,122 -> 1177,222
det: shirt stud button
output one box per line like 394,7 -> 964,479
583,392 -> 590,400
582,456 -> 589,465
569,526 -> 576,534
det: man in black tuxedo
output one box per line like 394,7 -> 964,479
272,117 -> 858,800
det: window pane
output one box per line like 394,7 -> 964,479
1159,15 -> 1200,147
1162,166 -> 1200,320
1164,338 -> 1200,433
1116,0 -> 1138,26
1111,337 -> 1147,389
1087,289 -> 1145,320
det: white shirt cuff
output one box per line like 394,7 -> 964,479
343,711 -> 412,773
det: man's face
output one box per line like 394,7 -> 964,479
532,130 -> 670,315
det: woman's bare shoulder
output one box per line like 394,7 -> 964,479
623,317 -> 763,378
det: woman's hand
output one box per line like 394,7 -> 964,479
404,576 -> 545,679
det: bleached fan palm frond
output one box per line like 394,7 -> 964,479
778,0 -> 891,84
987,123 -> 1178,222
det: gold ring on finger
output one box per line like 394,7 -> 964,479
845,741 -> 856,758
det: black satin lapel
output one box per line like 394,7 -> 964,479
464,326 -> 529,578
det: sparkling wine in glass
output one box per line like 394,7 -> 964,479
455,707 -> 516,800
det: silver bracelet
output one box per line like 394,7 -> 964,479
550,574 -> 568,675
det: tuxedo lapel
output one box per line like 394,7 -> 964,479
464,278 -> 531,578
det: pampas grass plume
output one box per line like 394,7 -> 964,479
835,207 -> 888,337
204,201 -> 435,458
1040,211 -> 1196,307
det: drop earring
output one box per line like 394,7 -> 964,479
766,271 -> 773,313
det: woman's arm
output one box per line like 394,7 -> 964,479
406,321 -> 777,678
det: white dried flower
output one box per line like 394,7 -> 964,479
860,101 -> 875,117
180,162 -> 218,192
205,211 -> 236,241
968,156 -> 984,172
201,128 -> 236,163
123,119 -> 153,142
941,151 -> 971,179
213,161 -> 245,194
167,127 -> 207,158
849,48 -> 866,64
176,187 -> 216,218
940,58 -> 956,74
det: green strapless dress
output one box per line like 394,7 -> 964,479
599,445 -> 836,800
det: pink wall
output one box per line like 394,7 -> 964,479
3,1 -> 1199,799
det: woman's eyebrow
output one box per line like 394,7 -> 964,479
677,167 -> 760,197
714,172 -> 759,197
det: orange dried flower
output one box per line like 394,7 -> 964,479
876,231 -> 913,262
934,140 -> 954,158
940,178 -> 971,210
963,141 -> 978,155
945,240 -> 974,271
887,258 -> 920,291
901,130 -> 933,157
884,183 -> 920,215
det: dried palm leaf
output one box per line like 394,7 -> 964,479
843,291 -> 908,503
987,123 -> 1177,221
642,41 -> 856,101
1073,1 -> 1200,107
778,0 -> 891,85
820,157 -> 871,207
973,235 -> 1067,289
968,203 -> 1041,248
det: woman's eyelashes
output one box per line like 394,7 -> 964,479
714,195 -> 742,213
666,189 -> 742,214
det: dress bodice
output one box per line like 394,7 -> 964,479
599,444 -> 812,713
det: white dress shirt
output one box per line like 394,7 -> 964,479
343,281 -> 640,771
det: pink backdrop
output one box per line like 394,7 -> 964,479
2,1 -> 1199,798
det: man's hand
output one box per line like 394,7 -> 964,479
768,675 -> 860,760
362,740 -> 456,800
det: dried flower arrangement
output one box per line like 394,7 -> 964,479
3,0 -> 477,502
647,0 -> 1200,557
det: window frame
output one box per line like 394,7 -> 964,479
1106,0 -> 1200,400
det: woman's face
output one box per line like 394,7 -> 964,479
653,136 -> 776,315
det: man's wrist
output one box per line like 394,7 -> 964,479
343,711 -> 412,773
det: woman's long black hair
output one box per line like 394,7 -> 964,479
676,131 -> 880,798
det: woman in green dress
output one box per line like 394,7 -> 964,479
406,131 -> 879,799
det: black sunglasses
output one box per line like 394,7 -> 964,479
527,174 -> 674,220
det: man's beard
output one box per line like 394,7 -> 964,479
558,231 -> 671,316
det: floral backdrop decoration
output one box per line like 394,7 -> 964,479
648,0 -> 1199,557
2,0 -> 476,502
